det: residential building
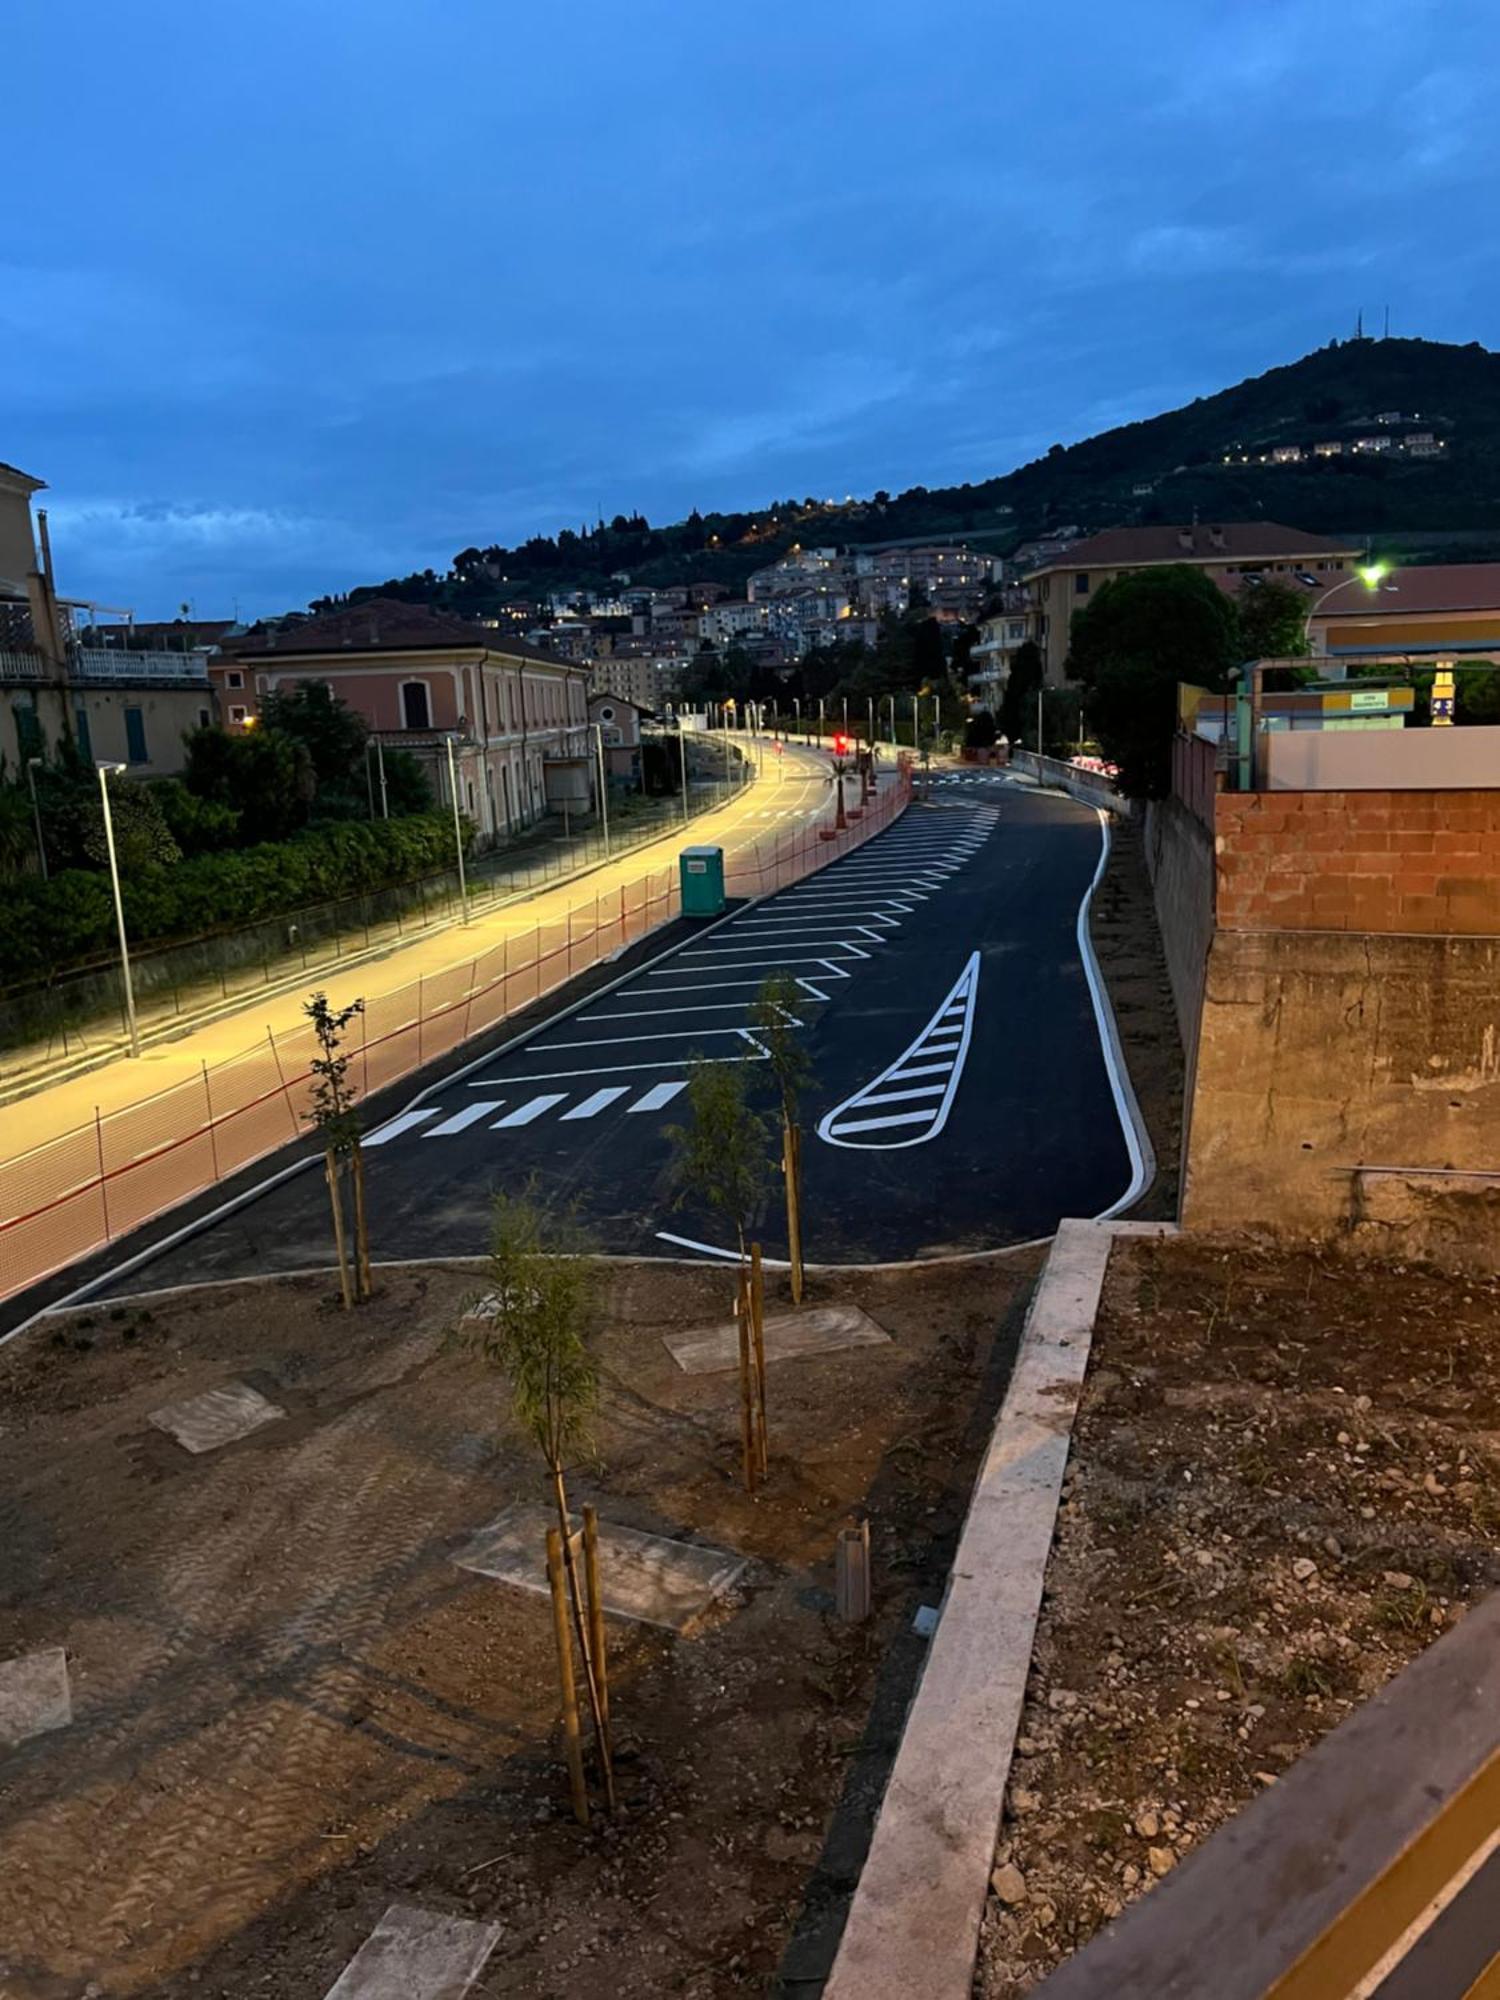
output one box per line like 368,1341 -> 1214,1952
217,600 -> 589,845
746,547 -> 842,600
1023,522 -> 1362,682
1310,563 -> 1500,659
0,460 -> 217,775
853,543 -> 996,595
1313,440 -> 1344,458
1404,432 -> 1445,458
968,596 -> 1036,708
1352,434 -> 1393,454
588,691 -> 644,784
589,653 -> 663,709
698,599 -> 771,644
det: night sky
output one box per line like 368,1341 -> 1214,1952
7,0 -> 1495,618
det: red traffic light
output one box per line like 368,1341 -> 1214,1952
832,734 -> 851,756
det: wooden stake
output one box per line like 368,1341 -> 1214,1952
750,1241 -> 768,1478
785,1117 -> 804,1306
350,1141 -> 374,1300
737,1271 -> 758,1493
582,1506 -> 611,1748
324,1150 -> 353,1309
547,1526 -> 589,1826
552,1472 -> 616,1816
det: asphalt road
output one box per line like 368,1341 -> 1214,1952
88,772 -> 1145,1291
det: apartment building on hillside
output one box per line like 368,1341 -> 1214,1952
1023,521 -> 1362,682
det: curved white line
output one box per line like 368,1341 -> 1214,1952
815,951 -> 981,1151
1079,808 -> 1156,1220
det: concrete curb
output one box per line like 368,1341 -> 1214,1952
823,1217 -> 1175,2000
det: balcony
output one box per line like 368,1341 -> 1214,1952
72,648 -> 211,687
0,649 -> 48,683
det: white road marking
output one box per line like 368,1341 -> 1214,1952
584,1000 -> 765,1020
424,1101 -> 504,1137
492,1094 -> 566,1127
537,1023 -> 788,1050
887,1062 -> 955,1080
561,1087 -> 630,1120
818,952 -> 980,1151
365,1108 -> 440,1145
631,1081 -> 689,1113
852,1084 -> 948,1105
823,1108 -> 934,1135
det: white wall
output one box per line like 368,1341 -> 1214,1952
1265,726 -> 1500,790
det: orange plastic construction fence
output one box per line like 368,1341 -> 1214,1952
0,767 -> 911,1305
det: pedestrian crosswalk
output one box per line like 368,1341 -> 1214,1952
364,1078 -> 689,1145
816,951 -> 980,1150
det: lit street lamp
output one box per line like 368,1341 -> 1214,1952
443,735 -> 471,925
96,761 -> 139,1057
1306,561 -> 1390,657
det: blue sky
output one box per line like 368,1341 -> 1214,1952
6,0 -> 1497,618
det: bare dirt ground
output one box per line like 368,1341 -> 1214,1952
0,1250 -> 1035,1998
976,1233 -> 1500,1995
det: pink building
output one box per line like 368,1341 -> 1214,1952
213,600 -> 590,845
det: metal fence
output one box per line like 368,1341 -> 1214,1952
0,769 -> 752,1065
0,766 -> 910,1306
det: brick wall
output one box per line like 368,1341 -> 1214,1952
1215,790 -> 1500,936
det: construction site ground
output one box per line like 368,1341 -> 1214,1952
0,1250 -> 1036,1998
976,1233 -> 1500,1995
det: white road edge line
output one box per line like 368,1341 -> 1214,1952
1081,807 -> 1156,1221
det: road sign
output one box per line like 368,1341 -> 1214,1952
1433,666 -> 1456,728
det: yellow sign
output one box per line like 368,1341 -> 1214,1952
1432,664 -> 1456,728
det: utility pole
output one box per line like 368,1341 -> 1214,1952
97,763 -> 139,1056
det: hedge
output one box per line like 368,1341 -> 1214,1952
0,813 -> 466,986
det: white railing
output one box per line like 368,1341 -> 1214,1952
72,648 -> 211,685
0,650 -> 48,682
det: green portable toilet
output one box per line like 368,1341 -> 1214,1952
680,843 -> 726,917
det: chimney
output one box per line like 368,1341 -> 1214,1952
1177,527 -> 1194,552
1208,525 -> 1226,551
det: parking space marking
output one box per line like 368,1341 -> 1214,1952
492,1094 -> 567,1127
365,1108 -> 441,1145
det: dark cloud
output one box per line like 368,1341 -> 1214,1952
5,0 -> 1497,616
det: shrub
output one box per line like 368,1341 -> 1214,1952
0,812 -> 466,984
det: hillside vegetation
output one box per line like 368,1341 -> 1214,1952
308,337 -> 1500,620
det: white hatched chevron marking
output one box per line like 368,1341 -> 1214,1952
817,951 -> 980,1151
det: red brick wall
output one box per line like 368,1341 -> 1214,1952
1215,790 -> 1500,936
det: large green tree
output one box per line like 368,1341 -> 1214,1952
182,724 -> 316,842
1066,565 -> 1238,797
998,639 -> 1044,746
260,682 -> 370,816
1235,579 -> 1310,660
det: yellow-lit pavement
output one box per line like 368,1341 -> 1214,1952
1,738 -> 838,1158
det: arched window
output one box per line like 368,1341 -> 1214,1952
401,681 -> 431,729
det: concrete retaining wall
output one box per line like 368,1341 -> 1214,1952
1183,926 -> 1500,1271
1142,796 -> 1214,1067
1009,751 -> 1132,816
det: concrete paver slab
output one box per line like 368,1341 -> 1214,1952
323,1903 -> 501,1999
0,1646 -> 72,1746
454,1505 -> 746,1631
149,1380 -> 286,1454
663,1302 -> 892,1375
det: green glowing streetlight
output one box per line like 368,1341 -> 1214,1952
1358,561 -> 1391,589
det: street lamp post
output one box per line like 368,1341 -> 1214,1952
677,720 -> 690,822
96,762 -> 139,1057
792,695 -> 801,739
443,736 -> 471,925
818,696 -> 825,742
592,723 -> 612,856
885,693 -> 895,749
25,757 -> 46,881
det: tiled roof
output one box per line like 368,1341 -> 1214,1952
1023,523 -> 1361,575
1316,563 -> 1500,619
230,598 -> 577,668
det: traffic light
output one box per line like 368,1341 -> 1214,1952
832,733 -> 851,757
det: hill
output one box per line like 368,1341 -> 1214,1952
306,337 -> 1500,620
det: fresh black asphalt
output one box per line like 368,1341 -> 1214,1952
51,772 -> 1139,1299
